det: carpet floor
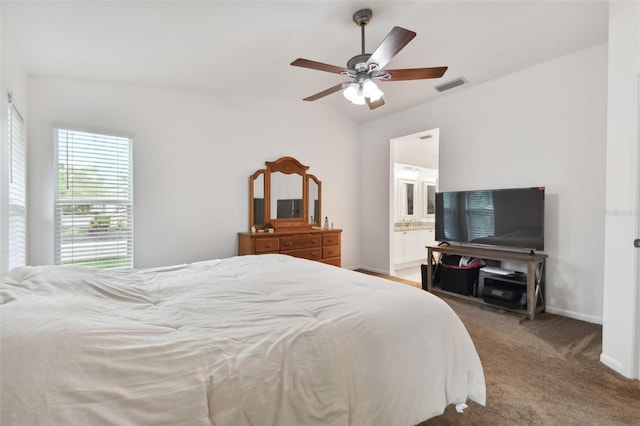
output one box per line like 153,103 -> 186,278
359,272 -> 640,426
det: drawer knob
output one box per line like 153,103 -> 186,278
264,243 -> 272,248
312,252 -> 319,257
311,239 -> 318,244
327,238 -> 333,243
284,241 -> 293,247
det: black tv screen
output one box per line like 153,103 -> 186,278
435,187 -> 545,251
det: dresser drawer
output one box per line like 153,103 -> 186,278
321,258 -> 341,267
255,237 -> 280,253
280,234 -> 321,250
238,229 -> 341,266
284,248 -> 323,261
322,233 -> 341,246
323,245 -> 340,259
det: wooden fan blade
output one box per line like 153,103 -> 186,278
382,67 -> 448,81
366,97 -> 385,110
303,83 -> 345,101
366,27 -> 416,71
291,58 -> 347,75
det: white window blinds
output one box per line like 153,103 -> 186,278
54,128 -> 133,269
8,98 -> 26,270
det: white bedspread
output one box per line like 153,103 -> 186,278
1,254 -> 485,426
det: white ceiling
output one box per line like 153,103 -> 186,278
1,0 -> 609,123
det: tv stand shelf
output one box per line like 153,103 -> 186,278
426,244 -> 547,321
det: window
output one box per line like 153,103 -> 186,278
7,97 -> 26,270
55,128 -> 133,269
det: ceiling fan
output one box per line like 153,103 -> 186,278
291,8 -> 448,110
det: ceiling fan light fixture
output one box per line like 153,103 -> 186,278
351,94 -> 366,105
343,82 -> 360,102
343,82 -> 366,105
362,78 -> 384,102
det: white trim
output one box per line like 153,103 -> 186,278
634,72 -> 640,380
354,265 -> 389,275
544,307 -> 603,325
53,127 -> 134,269
52,122 -> 134,141
600,353 -> 627,377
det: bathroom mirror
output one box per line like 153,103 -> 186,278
248,157 -> 321,231
423,180 -> 437,217
397,179 -> 417,218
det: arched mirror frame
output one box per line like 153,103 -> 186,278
248,157 -> 322,231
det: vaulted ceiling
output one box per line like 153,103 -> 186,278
2,1 -> 609,123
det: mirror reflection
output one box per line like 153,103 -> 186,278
308,176 -> 319,225
423,180 -> 436,217
252,172 -> 265,226
397,179 -> 417,218
270,172 -> 304,219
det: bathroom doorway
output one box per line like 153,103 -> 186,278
389,128 -> 439,284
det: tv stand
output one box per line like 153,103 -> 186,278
426,244 -> 547,321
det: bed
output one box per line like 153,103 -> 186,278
0,254 -> 485,425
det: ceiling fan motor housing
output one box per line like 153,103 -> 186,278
347,54 -> 372,72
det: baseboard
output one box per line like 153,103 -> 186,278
393,260 -> 423,270
353,265 -> 390,275
599,353 -> 632,378
544,306 -> 603,325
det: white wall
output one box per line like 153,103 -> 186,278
393,132 -> 439,170
360,43 -> 608,323
27,77 -> 361,269
601,0 -> 640,380
0,24 -> 29,276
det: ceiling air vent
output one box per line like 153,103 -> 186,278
435,77 -> 467,92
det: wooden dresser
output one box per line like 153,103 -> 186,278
238,229 -> 342,267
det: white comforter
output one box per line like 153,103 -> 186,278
1,254 -> 485,426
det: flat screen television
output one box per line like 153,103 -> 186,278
435,187 -> 545,252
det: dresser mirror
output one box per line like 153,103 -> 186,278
250,170 -> 266,228
270,171 -> 304,219
307,175 -> 321,227
248,157 -> 321,231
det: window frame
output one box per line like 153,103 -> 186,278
7,97 -> 26,270
54,126 -> 134,270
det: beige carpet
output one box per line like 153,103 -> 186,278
359,272 -> 640,425
421,296 -> 640,425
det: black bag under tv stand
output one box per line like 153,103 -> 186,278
425,244 -> 547,321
